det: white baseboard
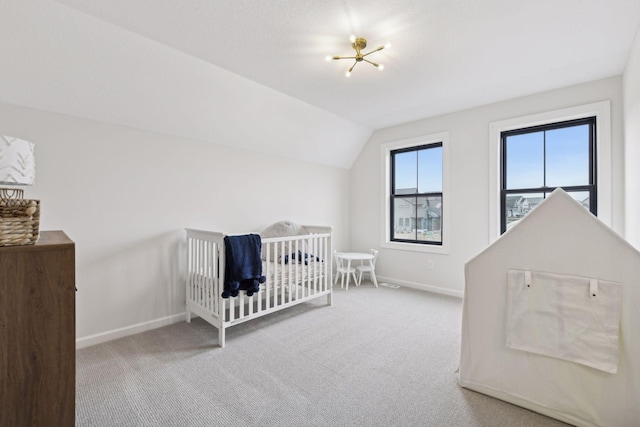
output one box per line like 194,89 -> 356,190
376,275 -> 464,299
76,279 -> 461,349
76,312 -> 186,349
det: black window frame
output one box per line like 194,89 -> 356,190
390,142 -> 443,245
500,117 -> 597,233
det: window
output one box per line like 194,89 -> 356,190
500,118 -> 596,233
489,100 -> 611,241
389,142 -> 443,245
382,132 -> 450,253
390,142 -> 443,245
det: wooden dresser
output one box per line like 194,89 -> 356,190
0,231 -> 75,427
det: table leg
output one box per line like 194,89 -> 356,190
346,260 -> 352,290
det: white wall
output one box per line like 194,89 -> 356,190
0,101 -> 350,347
0,0 -> 371,170
350,77 -> 624,295
624,27 -> 640,249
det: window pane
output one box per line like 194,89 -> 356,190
565,191 -> 591,211
393,197 -> 416,240
505,132 -> 544,189
416,196 -> 442,243
546,125 -> 590,187
504,192 -> 544,230
417,146 -> 442,193
394,151 -> 417,194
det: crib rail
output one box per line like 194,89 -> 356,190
185,227 -> 333,346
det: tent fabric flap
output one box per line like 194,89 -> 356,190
506,269 -> 622,374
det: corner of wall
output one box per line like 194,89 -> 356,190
623,24 -> 640,249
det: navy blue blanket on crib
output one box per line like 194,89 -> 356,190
222,234 -> 266,298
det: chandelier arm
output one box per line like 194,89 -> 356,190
362,46 -> 385,57
333,55 -> 357,60
348,61 -> 358,73
363,59 -> 380,67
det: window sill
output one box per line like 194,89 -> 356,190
380,240 -> 449,254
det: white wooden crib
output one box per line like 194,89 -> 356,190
185,226 -> 333,347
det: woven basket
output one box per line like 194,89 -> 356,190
0,199 -> 40,246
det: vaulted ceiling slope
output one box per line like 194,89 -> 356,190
2,1 -> 640,169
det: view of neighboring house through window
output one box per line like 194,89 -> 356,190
391,142 -> 443,244
501,117 -> 596,233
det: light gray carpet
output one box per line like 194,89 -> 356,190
76,284 -> 570,426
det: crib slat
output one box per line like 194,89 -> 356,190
208,242 -> 213,310
192,238 -> 198,304
239,293 -> 245,319
313,236 -> 318,293
228,237 -> 234,319
287,239 -> 292,304
317,236 -> 322,292
214,242 -> 221,315
264,242 -> 269,312
203,240 -> 207,309
187,238 -> 193,305
316,236 -> 320,293
308,237 -> 314,296
294,239 -> 300,300
278,242 -> 287,305
206,240 -> 211,311
205,240 -> 209,310
312,236 -> 317,293
187,238 -> 192,302
198,239 -> 203,307
302,237 -> 308,297
316,235 -> 322,292
322,235 -> 327,291
317,235 -> 320,292
213,240 -> 219,315
278,240 -> 283,306
204,240 -> 210,310
271,241 -> 275,310
272,241 -> 277,310
201,239 -> 206,310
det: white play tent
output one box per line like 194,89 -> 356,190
460,189 -> 640,427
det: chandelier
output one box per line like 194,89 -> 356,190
326,35 -> 390,77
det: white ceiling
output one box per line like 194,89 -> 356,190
2,0 -> 640,168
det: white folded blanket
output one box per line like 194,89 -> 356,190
506,269 -> 622,373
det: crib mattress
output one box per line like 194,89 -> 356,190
262,259 -> 324,284
190,259 -> 325,296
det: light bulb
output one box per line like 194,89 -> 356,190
345,70 -> 351,77
325,55 -> 333,62
349,34 -> 356,43
378,64 -> 384,71
384,42 -> 391,49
